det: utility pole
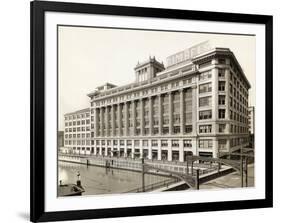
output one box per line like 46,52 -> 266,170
195,169 -> 200,190
141,158 -> 145,192
217,151 -> 221,173
245,157 -> 248,187
191,156 -> 194,176
240,156 -> 244,188
186,154 -> 189,175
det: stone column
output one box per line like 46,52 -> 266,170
168,92 -> 173,135
225,67 -> 230,124
212,67 -> 219,137
124,102 -> 129,136
180,89 -> 185,134
140,140 -> 143,158
179,140 -> 184,162
140,98 -> 144,135
158,95 -> 162,135
100,107 -> 104,137
105,106 -> 109,137
192,138 -> 198,156
148,139 -> 152,159
131,140 -> 135,159
111,105 -> 115,136
149,96 -> 153,135
94,108 -> 98,137
213,138 -> 218,158
105,143 -> 108,156
117,103 -> 122,136
168,141 -> 172,161
212,65 -> 219,122
132,101 -> 136,136
157,139 -> 161,160
192,86 -> 197,135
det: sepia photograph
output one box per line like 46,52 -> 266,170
57,25 -> 256,197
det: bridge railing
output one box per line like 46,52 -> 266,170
126,178 -> 180,193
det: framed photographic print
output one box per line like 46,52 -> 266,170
30,0 -> 273,222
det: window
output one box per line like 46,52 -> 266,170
183,140 -> 192,147
161,140 -> 168,147
199,110 -> 212,120
162,127 -> 169,134
219,109 -> 226,119
218,139 -> 227,150
134,140 -> 140,147
143,140 -> 148,147
163,116 -> 169,125
153,127 -> 159,134
199,139 -> 213,148
199,83 -> 212,94
218,81 -> 225,91
199,70 -> 212,81
199,125 -> 212,133
172,151 -> 179,161
135,129 -> 141,135
173,126 -> 180,134
185,125 -> 193,133
152,140 -> 158,147
172,140 -> 179,147
218,95 -> 226,105
173,114 -> 180,124
199,96 -> 212,107
218,68 -> 225,77
219,124 -> 226,133
127,140 -> 132,146
144,128 -> 149,135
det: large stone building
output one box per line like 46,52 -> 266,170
64,108 -> 91,155
85,42 -> 251,162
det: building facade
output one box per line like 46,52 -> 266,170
58,131 -> 64,147
86,45 -> 251,162
248,106 -> 255,148
64,108 -> 92,155
248,106 -> 255,134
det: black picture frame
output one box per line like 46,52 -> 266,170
30,0 -> 273,222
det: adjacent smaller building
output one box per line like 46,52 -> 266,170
64,108 -> 92,155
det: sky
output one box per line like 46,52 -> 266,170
58,26 -> 256,130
